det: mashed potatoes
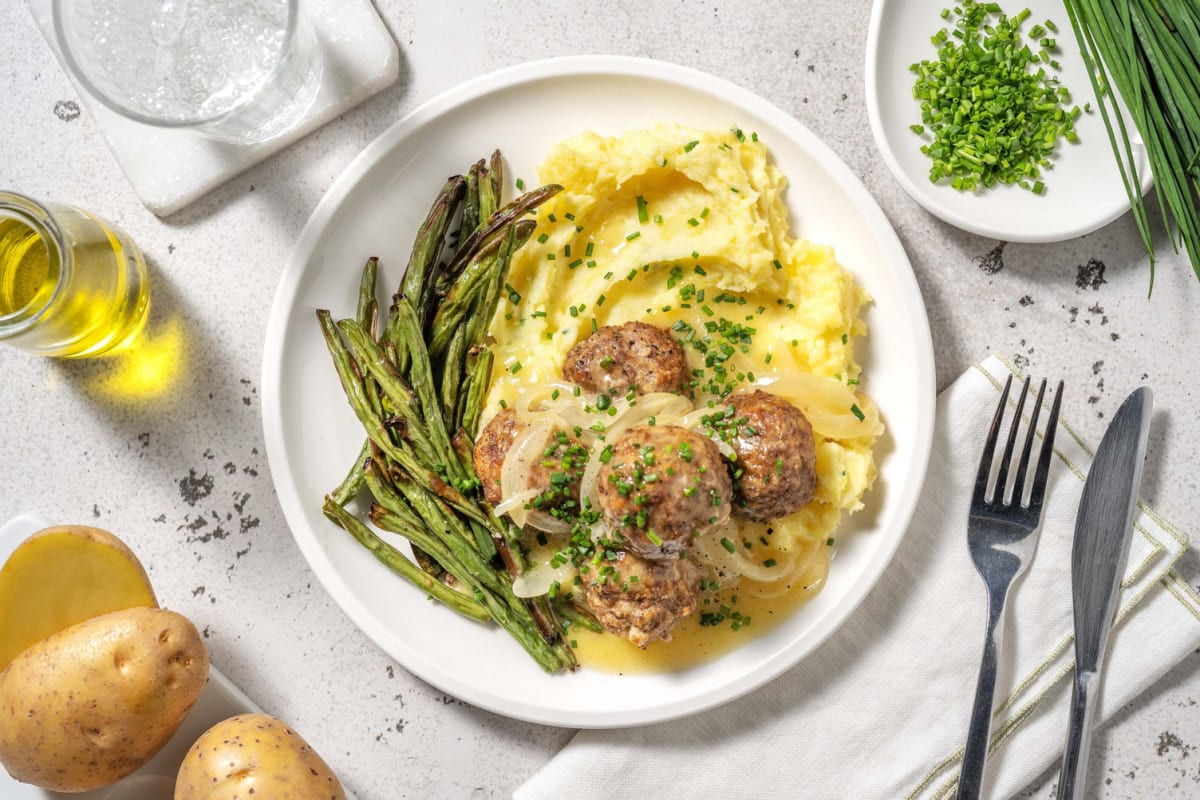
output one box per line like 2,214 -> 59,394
483,124 -> 881,666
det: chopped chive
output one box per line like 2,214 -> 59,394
636,195 -> 649,224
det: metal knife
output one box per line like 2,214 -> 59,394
1056,387 -> 1153,800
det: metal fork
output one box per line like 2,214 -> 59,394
955,375 -> 1064,800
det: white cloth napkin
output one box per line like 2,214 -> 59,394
516,355 -> 1199,800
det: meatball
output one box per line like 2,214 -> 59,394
724,390 -> 817,521
597,424 -> 732,558
583,550 -> 703,647
472,408 -> 583,510
563,321 -> 688,395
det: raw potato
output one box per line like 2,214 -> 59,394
175,713 -> 346,800
0,606 -> 209,793
0,524 -> 158,672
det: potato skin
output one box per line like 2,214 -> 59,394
175,713 -> 346,800
0,607 -> 209,793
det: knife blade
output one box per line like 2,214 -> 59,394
1056,386 -> 1153,800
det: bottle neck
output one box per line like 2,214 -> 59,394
0,193 -> 69,338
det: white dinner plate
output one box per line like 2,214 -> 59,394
866,0 -> 1152,243
0,513 -> 340,800
261,55 -> 936,728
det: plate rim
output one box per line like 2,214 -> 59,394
262,54 -> 937,728
864,0 -> 1151,244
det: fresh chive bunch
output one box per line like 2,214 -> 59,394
910,1 -> 1083,193
1064,0 -> 1200,285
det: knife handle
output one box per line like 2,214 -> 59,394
1056,670 -> 1100,800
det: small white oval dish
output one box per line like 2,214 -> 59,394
866,0 -> 1152,243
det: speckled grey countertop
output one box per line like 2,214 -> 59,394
2,2 -> 1198,798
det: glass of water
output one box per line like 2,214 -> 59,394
52,0 -> 322,144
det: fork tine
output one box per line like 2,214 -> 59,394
974,375 -> 1014,502
993,376 -> 1031,504
1028,380 -> 1064,509
1011,379 -> 1048,505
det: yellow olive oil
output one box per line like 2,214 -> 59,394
0,218 -> 53,317
0,196 -> 149,358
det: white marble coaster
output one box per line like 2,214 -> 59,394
26,0 -> 400,216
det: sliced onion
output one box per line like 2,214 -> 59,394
579,453 -> 604,521
513,382 -> 623,435
498,417 -> 555,529
692,523 -> 742,588
693,520 -> 797,585
512,558 -> 578,598
515,381 -> 581,414
587,519 -> 609,546
494,487 -> 542,518
602,392 -> 694,441
523,509 -> 572,535
751,373 -> 884,439
679,408 -> 739,460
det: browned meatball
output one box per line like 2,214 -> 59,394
724,390 -> 817,521
583,551 -> 703,647
472,408 -> 583,510
563,321 -> 688,395
597,424 -> 732,558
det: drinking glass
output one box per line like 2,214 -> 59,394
0,192 -> 150,358
52,0 -> 322,144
